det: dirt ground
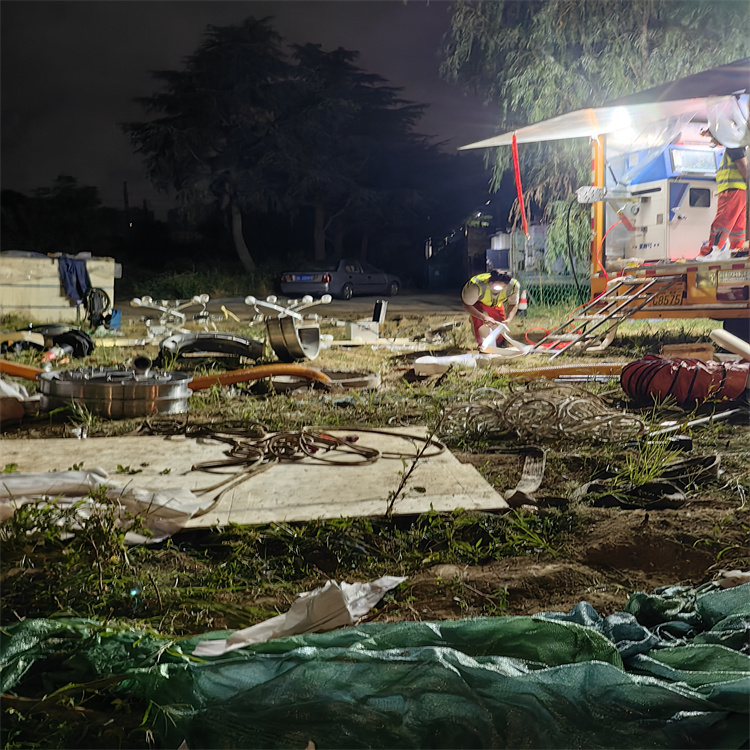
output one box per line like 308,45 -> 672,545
1,306 -> 748,628
401,498 -> 749,621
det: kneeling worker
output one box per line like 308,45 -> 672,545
461,270 -> 521,347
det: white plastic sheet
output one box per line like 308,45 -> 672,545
0,469 -> 208,542
193,576 -> 407,656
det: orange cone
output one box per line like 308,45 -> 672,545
518,289 -> 528,317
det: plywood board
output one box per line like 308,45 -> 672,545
0,430 -> 508,527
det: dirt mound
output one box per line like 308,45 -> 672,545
383,500 -> 749,622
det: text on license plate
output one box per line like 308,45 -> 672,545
648,292 -> 682,307
718,269 -> 750,283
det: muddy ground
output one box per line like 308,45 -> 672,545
1,310 -> 748,629
401,499 -> 749,620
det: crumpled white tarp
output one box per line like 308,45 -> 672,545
413,324 -> 531,375
0,469 -> 208,543
0,378 -> 34,400
479,322 -> 532,355
413,353 -> 493,376
192,576 -> 407,657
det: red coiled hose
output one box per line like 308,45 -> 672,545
621,355 -> 749,407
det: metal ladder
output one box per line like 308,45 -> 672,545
528,275 -> 683,359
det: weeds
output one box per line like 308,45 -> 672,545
2,299 -> 749,747
116,266 -> 276,301
66,401 -> 100,438
0,494 -> 146,621
504,510 -> 560,557
617,440 -> 684,488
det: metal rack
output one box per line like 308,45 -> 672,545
529,275 -> 683,359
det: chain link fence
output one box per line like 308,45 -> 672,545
505,228 -> 591,312
515,273 -> 590,311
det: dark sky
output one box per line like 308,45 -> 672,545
1,0 -> 497,218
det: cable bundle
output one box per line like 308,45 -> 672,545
443,383 -> 646,443
621,355 -> 749,407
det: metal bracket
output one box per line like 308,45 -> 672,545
244,295 -> 332,362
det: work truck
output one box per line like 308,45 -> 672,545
461,58 -> 750,353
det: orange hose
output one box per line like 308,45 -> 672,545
0,359 -> 44,381
189,364 -> 332,391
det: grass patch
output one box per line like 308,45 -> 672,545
2,306 -> 749,748
115,266 -> 278,301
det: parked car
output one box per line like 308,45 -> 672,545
280,259 -> 401,300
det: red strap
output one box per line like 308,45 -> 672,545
511,133 -> 529,238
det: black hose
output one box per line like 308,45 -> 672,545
565,199 -> 583,300
84,287 -> 112,328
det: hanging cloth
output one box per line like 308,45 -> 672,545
57,257 -> 91,306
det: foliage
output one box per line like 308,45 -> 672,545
122,17 -> 292,272
122,17 -> 476,274
0,493 -> 151,622
542,197 -> 591,273
278,43 -> 431,261
1,177 -> 121,256
442,0 -> 750,209
117,266 -> 276,301
616,440 -> 684,488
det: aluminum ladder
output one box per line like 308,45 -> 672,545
528,275 -> 683,359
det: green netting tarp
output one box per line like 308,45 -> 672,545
2,582 -> 748,749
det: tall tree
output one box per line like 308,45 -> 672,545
442,0 -> 749,206
278,43 -> 427,260
122,17 -> 291,272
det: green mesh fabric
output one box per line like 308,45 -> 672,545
2,583 -> 748,749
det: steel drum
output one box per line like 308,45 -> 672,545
39,364 -> 192,418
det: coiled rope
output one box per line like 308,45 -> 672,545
137,417 -> 445,510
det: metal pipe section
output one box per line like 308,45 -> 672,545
132,356 -> 152,377
649,408 -> 745,436
507,363 -> 624,380
591,135 -> 606,286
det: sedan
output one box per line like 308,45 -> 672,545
280,258 -> 401,300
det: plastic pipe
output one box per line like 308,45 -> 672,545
189,364 -> 332,391
507,363 -> 624,379
0,360 -> 44,381
710,329 -> 750,360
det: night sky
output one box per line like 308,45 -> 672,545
1,1 -> 497,219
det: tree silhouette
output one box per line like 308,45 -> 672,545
122,17 -> 291,272
278,43 -> 427,260
123,18 -> 442,272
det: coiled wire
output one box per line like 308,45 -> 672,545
443,383 -> 645,443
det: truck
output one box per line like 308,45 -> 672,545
461,58 -> 750,353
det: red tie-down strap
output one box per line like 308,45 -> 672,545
512,133 -> 529,238
621,355 -> 749,407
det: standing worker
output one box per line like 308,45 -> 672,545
461,269 -> 521,347
699,128 -> 747,257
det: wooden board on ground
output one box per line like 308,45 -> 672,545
0,429 -> 508,526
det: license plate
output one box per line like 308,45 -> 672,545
648,292 -> 682,307
718,269 -> 750,283
298,275 -> 314,281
